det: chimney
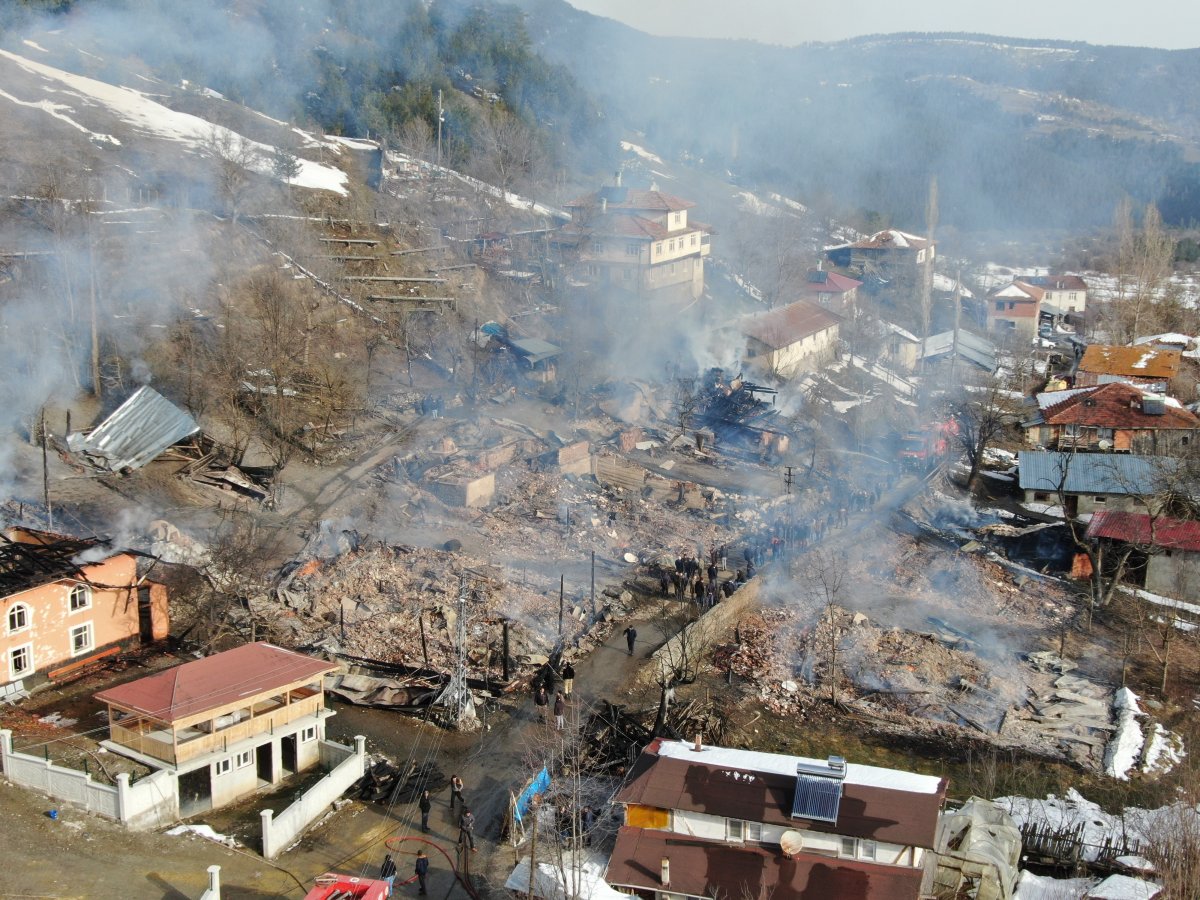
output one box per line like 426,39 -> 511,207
692,734 -> 703,752
601,197 -> 607,214
615,170 -> 622,187
660,858 -> 670,886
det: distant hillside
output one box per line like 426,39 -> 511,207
511,0 -> 1200,231
1,0 -> 617,176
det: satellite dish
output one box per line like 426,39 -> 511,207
780,830 -> 805,857
1098,439 -> 1113,451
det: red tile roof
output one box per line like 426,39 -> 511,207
740,300 -> 842,351
95,642 -> 337,723
566,188 -> 695,213
1079,345 -> 1182,380
605,827 -> 923,900
1086,511 -> 1200,552
801,271 -> 862,295
1040,383 -> 1200,430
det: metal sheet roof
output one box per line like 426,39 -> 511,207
1017,451 -> 1176,495
72,386 -> 198,471
509,337 -> 562,365
921,330 -> 996,372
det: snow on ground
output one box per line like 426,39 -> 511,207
0,49 -> 348,195
1124,587 -> 1200,622
165,823 -> 239,848
767,192 -> 807,213
1022,502 -> 1067,517
1087,874 -> 1162,899
0,86 -> 121,145
848,355 -> 917,396
735,190 -> 781,217
1013,871 -> 1095,900
1141,723 -> 1186,776
619,140 -> 663,165
21,40 -> 48,53
383,149 -> 568,220
1105,688 -> 1145,780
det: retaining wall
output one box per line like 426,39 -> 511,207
261,735 -> 365,859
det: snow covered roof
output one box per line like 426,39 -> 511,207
1133,333 -> 1195,349
654,739 -> 943,794
1085,874 -> 1161,899
932,272 -> 973,297
921,330 -> 997,372
1079,345 -> 1181,380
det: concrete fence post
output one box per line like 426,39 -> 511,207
0,728 -> 12,772
207,865 -> 221,899
116,772 -> 131,823
261,809 -> 275,859
354,735 -> 366,760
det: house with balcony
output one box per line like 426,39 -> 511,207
96,642 -> 338,815
605,738 -> 947,900
1024,383 -> 1200,455
1,527 -> 168,701
556,181 -> 712,303
825,229 -> 935,278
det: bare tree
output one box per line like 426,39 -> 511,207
653,596 -> 718,688
944,370 -> 1018,491
800,550 -> 847,703
1107,200 -> 1176,343
206,127 -> 261,224
471,110 -> 544,199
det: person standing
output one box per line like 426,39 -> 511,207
561,662 -> 575,697
459,807 -> 477,852
380,854 -> 398,897
535,684 -> 549,722
414,850 -> 429,895
623,626 -> 637,655
418,789 -> 432,833
581,805 -> 596,846
450,774 -> 464,811
553,691 -> 566,730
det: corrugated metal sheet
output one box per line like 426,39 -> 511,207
73,386 -> 198,471
1018,450 -> 1176,495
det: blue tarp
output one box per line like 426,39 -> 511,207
514,766 -> 551,825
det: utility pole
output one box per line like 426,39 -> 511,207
41,411 -> 53,530
436,90 -> 444,167
590,551 -> 596,622
783,465 -> 794,557
558,574 -> 564,638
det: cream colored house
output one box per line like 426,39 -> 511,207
557,183 -> 712,302
739,300 -> 842,379
97,642 -> 338,815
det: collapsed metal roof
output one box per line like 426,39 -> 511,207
68,386 -> 198,472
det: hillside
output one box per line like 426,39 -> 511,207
511,0 -> 1200,231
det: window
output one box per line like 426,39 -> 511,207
917,250 -> 925,263
673,212 -> 681,225
1097,428 -> 1114,440
745,821 -> 763,842
656,242 -> 664,255
7,603 -> 30,634
690,234 -> 698,247
995,301 -> 1004,311
726,819 -> 745,842
235,750 -> 253,769
626,243 -> 640,256
1033,492 -> 1050,502
623,268 -> 631,280
9,644 -> 33,680
669,239 -> 676,252
69,584 -> 91,612
670,263 -> 677,275
300,726 -> 317,743
841,837 -> 857,857
860,840 -> 877,860
591,241 -> 603,253
214,757 -> 232,776
1094,496 -> 1107,504
69,622 -> 94,657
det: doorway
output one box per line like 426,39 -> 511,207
136,586 -> 155,642
256,742 -> 273,786
281,734 -> 297,776
178,766 -> 212,817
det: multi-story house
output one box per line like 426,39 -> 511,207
825,229 -> 935,278
96,641 -> 338,815
557,181 -> 712,302
1,527 -> 168,700
605,738 -> 947,900
799,268 -> 862,317
1076,345 -> 1181,393
1024,383 -> 1200,455
987,281 -> 1042,339
1019,274 -> 1087,320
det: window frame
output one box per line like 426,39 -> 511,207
841,837 -> 857,857
69,621 -> 94,657
213,757 -> 232,776
7,602 -> 31,635
9,642 -> 34,680
726,818 -> 745,842
235,749 -> 253,769
300,725 -> 317,743
68,583 -> 92,613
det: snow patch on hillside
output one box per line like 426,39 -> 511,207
0,49 -> 348,195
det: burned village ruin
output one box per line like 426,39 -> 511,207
2,4 -> 1200,899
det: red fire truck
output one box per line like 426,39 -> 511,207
899,418 -> 959,471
